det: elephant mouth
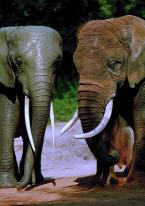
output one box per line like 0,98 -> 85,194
60,99 -> 113,138
24,96 -> 55,152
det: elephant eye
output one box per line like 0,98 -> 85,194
16,58 -> 23,68
107,61 -> 116,69
107,60 -> 122,72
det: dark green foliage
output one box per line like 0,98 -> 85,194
0,0 -> 144,80
54,77 -> 78,121
0,1 -> 145,120
0,2 -> 143,70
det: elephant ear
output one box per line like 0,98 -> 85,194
0,31 -> 15,88
127,16 -> 145,88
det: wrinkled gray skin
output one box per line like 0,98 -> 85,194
0,26 -> 62,188
74,15 -> 145,185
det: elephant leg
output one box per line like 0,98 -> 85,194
96,161 -> 118,186
18,147 -> 44,188
86,136 -> 119,168
19,133 -> 34,186
128,86 -> 145,183
19,131 -> 44,186
0,94 -> 20,188
127,129 -> 145,183
95,160 -> 112,186
19,135 -> 44,186
95,160 -> 103,185
18,144 -> 34,188
13,149 -> 20,181
34,140 -> 45,184
86,136 -> 119,187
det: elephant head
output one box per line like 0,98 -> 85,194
0,26 -> 62,188
61,15 -> 145,168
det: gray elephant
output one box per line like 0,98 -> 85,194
0,26 -> 62,188
61,15 -> 145,185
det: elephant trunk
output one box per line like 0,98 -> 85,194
78,90 -> 105,133
31,86 -> 51,151
60,82 -> 119,167
77,87 -> 119,167
19,74 -> 53,188
31,77 -> 52,169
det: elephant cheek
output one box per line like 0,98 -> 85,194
17,74 -> 29,96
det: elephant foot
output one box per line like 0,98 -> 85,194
0,172 -> 17,188
17,175 -> 31,190
32,171 -> 44,185
17,172 -> 45,190
94,165 -> 120,187
105,166 -> 118,186
94,166 -> 110,187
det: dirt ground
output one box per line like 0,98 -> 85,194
1,122 -> 145,206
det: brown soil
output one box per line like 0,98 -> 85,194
1,176 -> 145,206
1,122 -> 145,206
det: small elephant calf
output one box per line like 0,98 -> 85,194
99,117 -> 134,186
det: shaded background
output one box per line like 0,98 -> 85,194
0,0 -> 145,120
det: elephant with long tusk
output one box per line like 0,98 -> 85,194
61,100 -> 113,138
0,26 -> 62,188
62,15 -> 145,185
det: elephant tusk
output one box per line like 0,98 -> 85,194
24,96 -> 35,152
50,102 -> 55,147
74,99 -> 113,139
60,109 -> 78,134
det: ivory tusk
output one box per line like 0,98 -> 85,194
60,109 -> 78,134
24,96 -> 35,152
50,102 -> 55,147
74,99 -> 113,139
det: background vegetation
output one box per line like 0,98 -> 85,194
0,0 -> 145,121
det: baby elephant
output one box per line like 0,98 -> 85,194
114,126 -> 134,171
99,117 -> 134,186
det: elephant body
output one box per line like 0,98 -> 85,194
0,26 -> 62,188
73,15 -> 145,185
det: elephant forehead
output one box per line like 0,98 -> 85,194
78,20 -> 117,39
74,38 -> 123,68
77,33 -> 121,53
74,33 -> 128,68
77,19 -> 130,54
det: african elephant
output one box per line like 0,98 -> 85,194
0,26 -> 62,188
62,15 -> 145,185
